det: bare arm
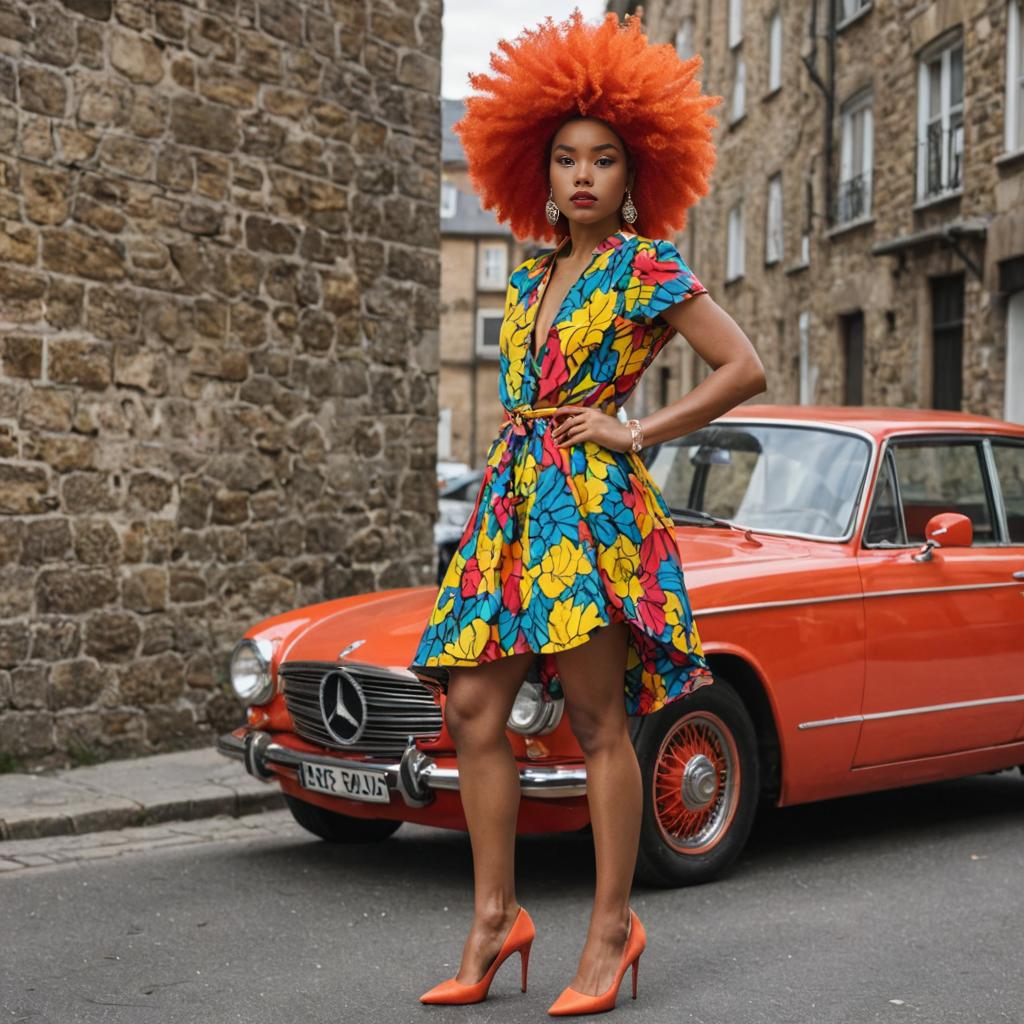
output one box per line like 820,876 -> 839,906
552,292 -> 766,452
637,292 -> 766,446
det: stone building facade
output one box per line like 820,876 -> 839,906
609,0 -> 1024,422
0,0 -> 443,768
437,98 -> 531,470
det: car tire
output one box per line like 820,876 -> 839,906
634,676 -> 760,888
284,794 -> 404,843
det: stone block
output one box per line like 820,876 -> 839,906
18,64 -> 67,117
83,611 -> 140,661
48,658 -> 104,710
0,462 -> 53,515
110,28 -> 165,85
36,567 -> 117,614
117,651 -> 185,705
123,566 -> 168,613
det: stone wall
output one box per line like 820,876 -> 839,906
0,0 -> 443,769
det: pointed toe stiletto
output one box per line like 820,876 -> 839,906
419,905 -> 535,1005
546,907 -> 646,1016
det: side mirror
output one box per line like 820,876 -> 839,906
913,512 -> 973,562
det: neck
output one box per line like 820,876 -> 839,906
561,215 -> 625,257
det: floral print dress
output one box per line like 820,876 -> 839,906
410,228 -> 715,716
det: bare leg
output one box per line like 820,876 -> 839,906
554,622 -> 641,995
443,651 -> 535,984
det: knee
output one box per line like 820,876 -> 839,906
444,690 -> 505,750
566,706 -> 625,758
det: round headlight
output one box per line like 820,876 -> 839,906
229,638 -> 275,705
506,680 -> 563,736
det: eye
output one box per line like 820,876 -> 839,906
597,157 -> 614,166
557,156 -> 574,166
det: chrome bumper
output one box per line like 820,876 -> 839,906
217,730 -> 587,808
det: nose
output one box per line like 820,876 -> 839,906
574,165 -> 593,187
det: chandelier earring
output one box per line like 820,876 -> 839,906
545,187 -> 561,225
622,188 -> 638,224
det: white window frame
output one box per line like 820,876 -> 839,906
837,0 -> 871,26
838,90 -> 873,222
767,9 -> 782,92
440,181 -> 457,219
675,17 -> 694,60
726,199 -> 745,281
731,53 -> 746,121
729,0 -> 743,48
475,308 -> 504,359
798,311 -> 815,404
765,173 -> 783,265
477,243 -> 507,291
916,34 -> 964,201
1008,0 -> 1024,155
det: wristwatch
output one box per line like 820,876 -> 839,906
626,418 -> 644,453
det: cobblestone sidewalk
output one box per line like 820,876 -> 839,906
0,747 -> 283,841
0,808 -> 300,874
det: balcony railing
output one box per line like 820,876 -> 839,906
919,120 -> 963,200
834,172 -> 871,224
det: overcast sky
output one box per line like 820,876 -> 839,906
441,1 -> 608,99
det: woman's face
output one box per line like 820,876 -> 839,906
548,117 -> 632,230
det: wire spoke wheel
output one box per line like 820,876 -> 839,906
635,677 -> 759,887
652,710 -> 738,853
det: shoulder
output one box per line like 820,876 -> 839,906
508,248 -> 556,292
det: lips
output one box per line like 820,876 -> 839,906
571,191 -> 597,201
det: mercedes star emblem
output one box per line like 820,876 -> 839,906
319,669 -> 367,745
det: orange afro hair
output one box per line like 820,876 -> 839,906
453,9 -> 722,243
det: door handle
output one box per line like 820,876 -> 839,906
1014,570 -> 1024,580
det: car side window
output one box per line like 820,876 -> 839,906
863,452 -> 904,545
890,440 -> 996,544
992,442 -> 1024,543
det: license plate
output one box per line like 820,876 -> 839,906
298,760 -> 390,804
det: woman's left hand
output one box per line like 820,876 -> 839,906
550,406 -> 633,452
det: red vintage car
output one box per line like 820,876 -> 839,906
217,406 -> 1024,886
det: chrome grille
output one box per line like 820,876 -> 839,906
280,660 -> 442,757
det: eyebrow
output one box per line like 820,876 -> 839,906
553,143 -> 621,153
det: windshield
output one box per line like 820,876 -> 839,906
645,423 -> 873,540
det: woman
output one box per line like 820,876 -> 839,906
411,9 -> 766,1016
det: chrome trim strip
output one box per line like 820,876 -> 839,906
216,731 -> 588,799
798,693 -> 1024,730
696,580 -> 1020,618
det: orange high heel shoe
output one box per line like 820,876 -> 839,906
419,905 -> 536,1005
546,907 -> 646,1016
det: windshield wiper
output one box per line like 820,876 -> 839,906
668,507 -> 733,529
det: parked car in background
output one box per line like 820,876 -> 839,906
218,407 -> 1024,887
433,468 -> 486,583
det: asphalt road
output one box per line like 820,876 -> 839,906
2,769 -> 1023,1024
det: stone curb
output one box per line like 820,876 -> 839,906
0,746 -> 284,841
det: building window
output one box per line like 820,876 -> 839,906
477,243 -> 507,291
440,181 -> 457,219
1006,289 -> 1024,423
798,310 -> 814,403
675,17 -> 694,60
765,173 -> 783,265
837,91 -> 873,222
729,0 -> 743,48
1008,0 -> 1024,154
767,9 -> 782,92
930,274 -> 964,410
841,311 -> 865,405
917,34 -> 964,201
730,53 -> 746,122
437,407 -> 452,461
475,308 -> 503,359
836,0 -> 871,26
726,199 -> 745,281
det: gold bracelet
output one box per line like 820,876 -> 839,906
626,418 -> 644,453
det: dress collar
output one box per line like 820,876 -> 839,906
547,226 -> 635,261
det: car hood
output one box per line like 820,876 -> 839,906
249,527 -> 829,672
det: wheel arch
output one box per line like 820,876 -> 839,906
704,651 -> 782,807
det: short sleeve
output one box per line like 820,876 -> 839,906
618,238 -> 707,325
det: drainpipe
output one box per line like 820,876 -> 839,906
801,0 -> 837,229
